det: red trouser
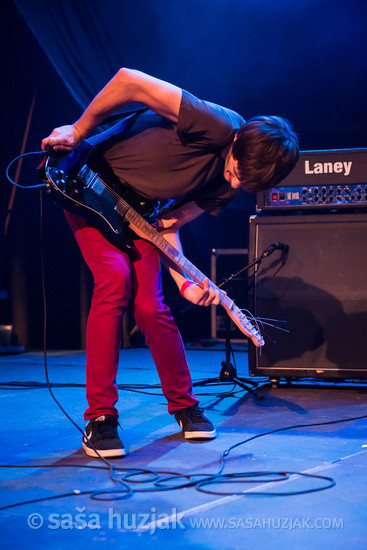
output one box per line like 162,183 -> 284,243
65,212 -> 199,420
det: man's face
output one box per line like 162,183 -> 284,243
224,147 -> 245,190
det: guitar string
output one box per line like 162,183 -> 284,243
89,171 -> 207,285
85,169 -> 263,344
84,169 -> 223,290
58,163 -> 263,344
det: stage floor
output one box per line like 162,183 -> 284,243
0,346 -> 366,549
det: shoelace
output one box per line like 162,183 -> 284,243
92,419 -> 119,439
181,406 -> 205,421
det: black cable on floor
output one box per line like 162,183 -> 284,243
1,409 -> 367,509
1,192 -> 366,510
38,191 -> 132,498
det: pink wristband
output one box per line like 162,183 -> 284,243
180,280 -> 195,296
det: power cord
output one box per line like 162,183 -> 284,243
1,188 -> 367,510
4,408 -> 367,509
38,190 -> 131,497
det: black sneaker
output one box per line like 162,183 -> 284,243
82,415 -> 125,458
174,405 -> 216,439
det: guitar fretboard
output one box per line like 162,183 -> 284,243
80,164 -> 236,313
124,204 -> 207,284
48,161 -> 263,345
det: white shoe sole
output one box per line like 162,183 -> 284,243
82,441 -> 126,458
179,422 -> 217,440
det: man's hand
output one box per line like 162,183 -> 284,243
181,279 -> 223,306
41,124 -> 84,152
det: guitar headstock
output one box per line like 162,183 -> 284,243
226,304 -> 264,347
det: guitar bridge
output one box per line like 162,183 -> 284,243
78,164 -> 92,185
78,164 -> 102,194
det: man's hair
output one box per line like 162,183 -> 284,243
232,115 -> 299,193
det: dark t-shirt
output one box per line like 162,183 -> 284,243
102,90 -> 245,215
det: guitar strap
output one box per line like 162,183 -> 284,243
86,107 -> 178,217
86,107 -> 148,153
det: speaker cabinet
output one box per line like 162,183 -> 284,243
248,213 -> 367,379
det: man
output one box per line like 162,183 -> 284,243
42,68 -> 299,458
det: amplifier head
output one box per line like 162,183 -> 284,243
256,148 -> 367,212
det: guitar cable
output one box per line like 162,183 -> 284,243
38,190 -> 133,498
2,200 -> 366,510
5,151 -> 46,189
2,160 -> 367,510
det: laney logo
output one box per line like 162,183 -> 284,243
304,160 -> 352,176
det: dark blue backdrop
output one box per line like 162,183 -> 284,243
14,0 -> 367,148
2,0 -> 367,348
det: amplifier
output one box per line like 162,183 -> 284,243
248,213 -> 367,380
256,148 -> 367,212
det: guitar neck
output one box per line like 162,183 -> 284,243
78,164 -> 212,287
80,168 -> 238,313
123,203 -> 239,309
123,203 -> 207,283
48,154 -> 264,346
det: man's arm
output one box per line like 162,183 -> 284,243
41,68 -> 182,151
158,201 -> 222,306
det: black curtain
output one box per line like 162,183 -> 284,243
14,0 -> 367,148
14,0 -> 130,108
6,0 -> 367,348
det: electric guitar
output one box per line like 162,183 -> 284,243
40,141 -> 264,347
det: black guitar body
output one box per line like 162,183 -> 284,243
41,141 -> 157,259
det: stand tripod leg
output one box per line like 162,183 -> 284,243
232,376 -> 264,400
219,361 -> 263,400
193,377 -> 221,387
191,282 -> 265,401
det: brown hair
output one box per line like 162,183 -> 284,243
232,115 -> 299,192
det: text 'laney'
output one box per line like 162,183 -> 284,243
304,160 -> 352,176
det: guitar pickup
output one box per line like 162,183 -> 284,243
78,164 -> 94,187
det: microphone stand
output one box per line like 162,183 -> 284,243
193,252 -> 270,401
193,243 -> 288,400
